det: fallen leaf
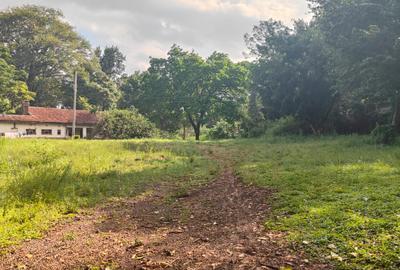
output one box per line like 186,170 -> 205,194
329,252 -> 343,262
328,244 -> 336,250
25,254 -> 33,259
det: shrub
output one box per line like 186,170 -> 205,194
240,118 -> 266,138
371,124 -> 396,145
96,109 -> 157,139
207,120 -> 236,139
268,116 -> 304,136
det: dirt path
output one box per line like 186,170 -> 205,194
1,146 -> 328,270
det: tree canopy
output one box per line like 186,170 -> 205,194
246,20 -> 336,134
99,46 -> 126,81
121,45 -> 249,140
0,5 -> 121,110
243,0 -> 400,135
1,2 -> 399,139
0,46 -> 34,113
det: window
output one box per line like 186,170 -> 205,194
86,128 -> 94,138
57,130 -> 62,135
41,129 -> 52,135
26,129 -> 36,135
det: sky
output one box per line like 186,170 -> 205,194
0,0 -> 310,73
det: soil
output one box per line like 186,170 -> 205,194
0,147 -> 330,270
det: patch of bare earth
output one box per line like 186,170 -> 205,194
1,147 -> 329,270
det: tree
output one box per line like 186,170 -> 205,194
63,56 -> 121,111
119,71 -> 144,109
0,5 -> 120,110
246,20 -> 336,134
165,46 -> 249,140
240,87 -> 266,138
119,46 -> 248,139
0,6 -> 90,105
0,46 -> 34,113
99,46 -> 126,81
309,0 -> 400,131
131,57 -> 184,133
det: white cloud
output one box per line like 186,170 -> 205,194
175,0 -> 310,23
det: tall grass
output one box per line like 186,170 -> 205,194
0,139 -> 216,249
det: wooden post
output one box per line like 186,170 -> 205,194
72,71 -> 77,138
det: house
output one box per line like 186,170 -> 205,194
0,102 -> 97,138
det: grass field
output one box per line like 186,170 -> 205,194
0,139 -> 217,249
1,136 -> 400,269
223,136 -> 400,269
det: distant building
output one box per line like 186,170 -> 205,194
0,101 -> 97,138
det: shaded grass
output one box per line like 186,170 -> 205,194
0,139 -> 217,249
221,136 -> 400,269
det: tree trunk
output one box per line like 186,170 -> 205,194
26,63 -> 36,92
310,124 -> 320,136
194,126 -> 200,141
315,91 -> 340,134
392,92 -> 400,132
182,125 -> 186,140
187,113 -> 201,141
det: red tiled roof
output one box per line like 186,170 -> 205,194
0,107 -> 98,125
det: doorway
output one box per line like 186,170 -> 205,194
67,127 -> 83,138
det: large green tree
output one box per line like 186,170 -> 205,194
309,0 -> 400,131
119,72 -> 144,110
62,56 -> 121,111
0,5 -> 119,109
122,58 -> 184,133
246,20 -> 336,134
0,46 -> 34,113
99,46 -> 126,81
0,6 -> 89,105
121,46 -> 249,139
151,46 -> 248,140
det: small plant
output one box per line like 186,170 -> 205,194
371,124 -> 396,145
63,232 -> 76,241
126,238 -> 143,250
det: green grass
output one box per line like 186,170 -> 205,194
3,136 -> 400,269
222,135 -> 400,269
0,138 -> 217,249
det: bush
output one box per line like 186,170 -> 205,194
207,120 -> 236,139
96,109 -> 157,139
371,124 -> 396,145
240,123 -> 266,138
240,117 -> 266,138
268,116 -> 304,136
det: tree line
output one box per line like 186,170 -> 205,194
1,1 -> 399,141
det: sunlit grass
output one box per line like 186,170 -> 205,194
0,138 -> 217,249
225,136 -> 400,269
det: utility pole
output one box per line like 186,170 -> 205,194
72,71 -> 77,138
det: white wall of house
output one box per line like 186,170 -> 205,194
0,122 -> 91,139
